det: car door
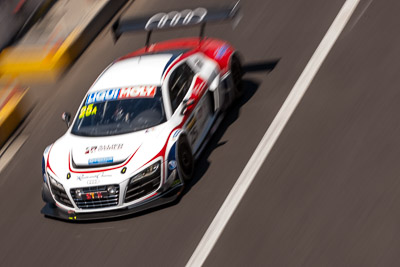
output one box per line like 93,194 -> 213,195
167,61 -> 213,153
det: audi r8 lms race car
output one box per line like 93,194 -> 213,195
41,3 -> 243,221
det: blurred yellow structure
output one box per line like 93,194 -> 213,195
0,29 -> 78,83
0,0 -> 127,83
0,81 -> 30,147
0,0 -> 127,147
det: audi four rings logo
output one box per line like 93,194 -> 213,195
145,8 -> 208,30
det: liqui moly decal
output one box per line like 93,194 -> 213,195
86,88 -> 119,104
86,86 -> 157,104
118,86 -> 156,99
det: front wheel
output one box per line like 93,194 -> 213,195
176,135 -> 194,183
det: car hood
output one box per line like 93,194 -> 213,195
71,138 -> 139,168
47,123 -> 168,180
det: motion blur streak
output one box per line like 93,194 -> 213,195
186,0 -> 361,266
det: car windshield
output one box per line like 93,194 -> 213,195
71,86 -> 166,136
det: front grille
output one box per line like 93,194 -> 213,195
124,171 -> 161,203
70,185 -> 119,209
49,180 -> 73,208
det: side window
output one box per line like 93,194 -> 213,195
168,62 -> 195,112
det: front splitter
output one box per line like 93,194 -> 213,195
41,184 -> 183,221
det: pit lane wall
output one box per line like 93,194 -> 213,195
0,0 -> 128,147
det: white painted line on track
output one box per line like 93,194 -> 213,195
186,0 -> 361,266
0,134 -> 28,183
348,0 -> 373,31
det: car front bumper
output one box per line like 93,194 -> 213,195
41,182 -> 184,221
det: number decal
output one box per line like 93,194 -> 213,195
187,93 -> 212,146
145,8 -> 208,30
79,104 -> 97,119
85,104 -> 92,117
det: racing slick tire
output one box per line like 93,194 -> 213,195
231,54 -> 244,99
177,135 -> 194,183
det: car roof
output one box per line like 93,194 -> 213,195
89,53 -> 175,92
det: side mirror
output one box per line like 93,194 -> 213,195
61,112 -> 71,128
209,75 -> 220,91
181,99 -> 195,115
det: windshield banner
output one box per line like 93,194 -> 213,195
86,86 -> 156,104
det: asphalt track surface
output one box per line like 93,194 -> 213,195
1,0 -> 400,266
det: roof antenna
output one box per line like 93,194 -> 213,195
145,30 -> 152,52
199,23 -> 206,45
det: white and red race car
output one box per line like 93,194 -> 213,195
41,4 -> 242,220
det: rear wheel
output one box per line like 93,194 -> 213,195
177,135 -> 194,183
231,54 -> 243,99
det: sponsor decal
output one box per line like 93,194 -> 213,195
86,88 -> 119,104
85,144 -> 123,154
186,117 -> 197,131
167,143 -> 177,177
85,146 -> 97,154
121,167 -> 127,174
192,77 -> 207,97
88,157 -> 113,165
44,145 -> 51,154
119,86 -> 156,99
215,44 -> 229,60
87,179 -> 100,185
171,178 -> 181,187
85,192 -> 103,200
77,172 -> 111,181
168,160 -> 177,170
187,93 -> 211,145
86,86 -> 156,104
172,129 -> 181,138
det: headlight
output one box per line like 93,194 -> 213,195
129,161 -> 160,184
48,173 -> 65,191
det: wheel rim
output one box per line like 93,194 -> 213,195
182,151 -> 190,166
179,142 -> 192,178
180,144 -> 191,173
